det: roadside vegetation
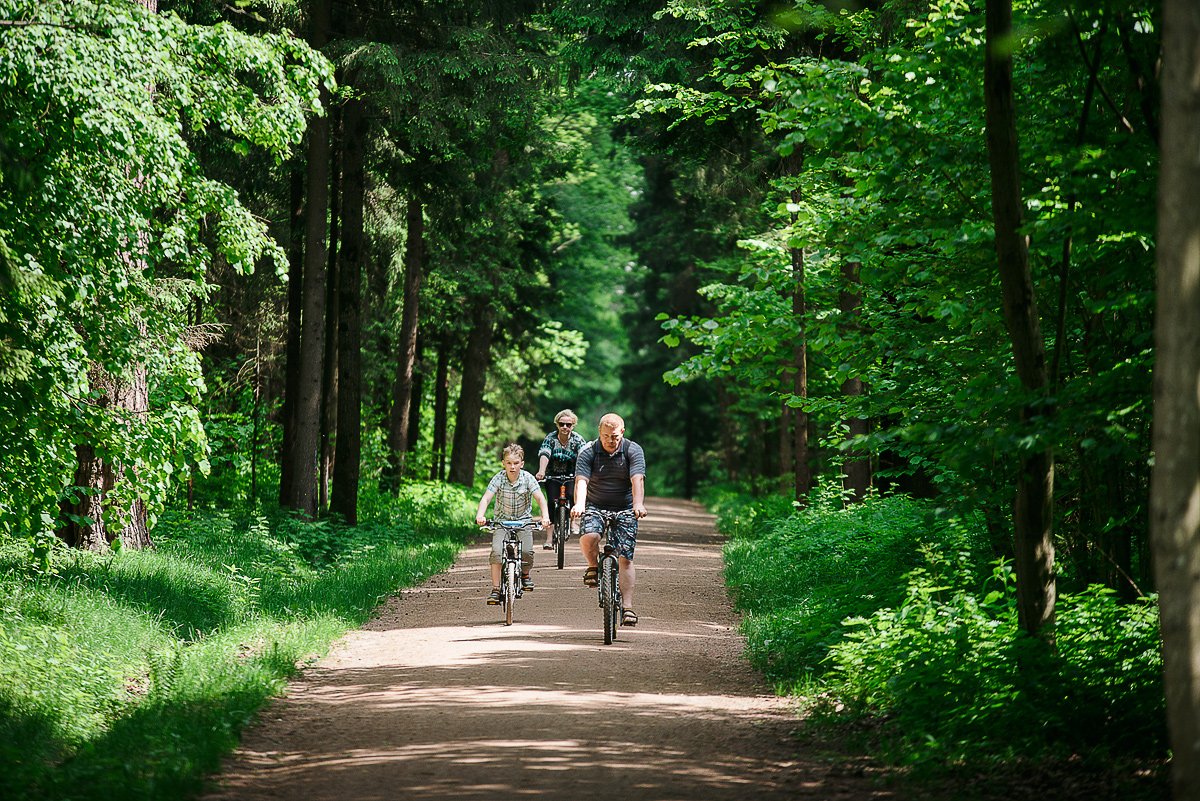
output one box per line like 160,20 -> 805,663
711,486 -> 1166,798
0,483 -> 475,801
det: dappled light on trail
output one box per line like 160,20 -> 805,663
205,498 -> 895,801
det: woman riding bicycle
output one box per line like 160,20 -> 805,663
475,443 -> 551,605
534,409 -> 585,550
571,413 -> 647,627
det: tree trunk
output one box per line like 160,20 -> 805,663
430,336 -> 450,482
279,0 -> 331,518
64,0 -> 159,551
839,261 -> 871,502
984,0 -> 1056,640
407,334 -> 424,454
383,197 -> 425,489
1150,1 -> 1200,795
319,103 -> 343,513
331,96 -> 365,526
279,162 -> 305,506
787,152 -> 811,505
60,443 -> 110,551
448,302 -> 495,485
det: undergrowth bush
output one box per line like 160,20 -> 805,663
720,489 -> 985,685
825,550 -> 1164,765
716,485 -> 1164,776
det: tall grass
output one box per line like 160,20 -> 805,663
0,481 -> 476,801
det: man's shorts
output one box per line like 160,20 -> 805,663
580,504 -> 638,560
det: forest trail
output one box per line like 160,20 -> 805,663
203,497 -> 896,801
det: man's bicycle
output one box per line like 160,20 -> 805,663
482,519 -> 539,626
581,508 -> 637,644
545,473 -> 574,570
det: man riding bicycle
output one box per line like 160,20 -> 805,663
571,413 -> 647,627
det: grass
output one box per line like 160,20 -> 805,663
0,480 -> 476,801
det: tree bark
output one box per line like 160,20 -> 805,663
279,0 -> 331,517
430,336 -> 450,482
448,302 -> 495,485
1150,0 -> 1200,794
319,103 -> 343,513
787,152 -> 811,505
279,162 -> 305,506
984,0 -> 1056,640
331,96 -> 365,526
383,196 -> 425,489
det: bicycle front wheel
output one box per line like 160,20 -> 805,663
600,556 -> 618,644
555,506 -> 568,570
503,561 -> 517,626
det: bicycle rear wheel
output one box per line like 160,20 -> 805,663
600,556 -> 618,644
555,506 -> 568,570
503,561 -> 517,626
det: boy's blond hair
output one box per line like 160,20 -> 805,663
501,442 -> 524,461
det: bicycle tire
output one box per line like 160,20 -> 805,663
555,506 -> 568,570
504,560 -> 517,626
600,555 -> 617,644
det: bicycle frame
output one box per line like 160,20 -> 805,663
581,508 -> 637,644
484,520 -> 537,626
547,473 -> 574,570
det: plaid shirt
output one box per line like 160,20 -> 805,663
485,469 -> 540,520
538,430 -> 585,475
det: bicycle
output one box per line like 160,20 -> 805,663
581,508 -> 638,644
544,473 -> 574,570
482,519 -> 539,626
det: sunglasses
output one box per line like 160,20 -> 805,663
557,421 -> 575,428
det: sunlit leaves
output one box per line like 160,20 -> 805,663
0,0 -> 328,546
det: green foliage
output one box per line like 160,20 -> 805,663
0,0 -> 329,546
825,553 -> 1165,765
721,489 -> 983,684
0,500 -> 462,801
719,484 -> 1166,774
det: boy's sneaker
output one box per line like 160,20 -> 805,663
521,575 -> 535,591
486,589 -> 501,605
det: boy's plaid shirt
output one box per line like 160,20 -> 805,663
486,469 -> 540,520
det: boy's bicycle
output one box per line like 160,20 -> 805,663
581,508 -> 637,644
482,519 -> 539,626
545,473 -> 574,570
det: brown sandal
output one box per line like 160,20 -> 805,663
582,566 -> 598,587
621,609 -> 638,626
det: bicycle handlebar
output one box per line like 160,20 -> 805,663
480,519 -> 542,530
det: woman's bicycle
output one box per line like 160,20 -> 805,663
581,508 -> 637,644
546,473 -> 574,570
482,519 -> 539,626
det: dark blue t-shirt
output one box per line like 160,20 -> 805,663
576,438 -> 646,511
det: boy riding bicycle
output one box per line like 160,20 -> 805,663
475,443 -> 551,605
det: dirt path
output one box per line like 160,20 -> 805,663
203,498 -> 897,801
